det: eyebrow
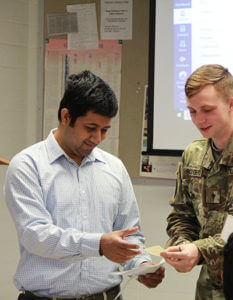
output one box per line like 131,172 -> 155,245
187,104 -> 216,110
85,123 -> 111,129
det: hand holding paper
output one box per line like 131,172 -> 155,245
112,258 -> 165,290
138,261 -> 165,288
160,243 -> 200,273
111,245 -> 165,299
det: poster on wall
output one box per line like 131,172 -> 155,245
43,39 -> 122,156
101,0 -> 133,40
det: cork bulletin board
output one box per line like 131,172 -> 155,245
44,0 -> 150,178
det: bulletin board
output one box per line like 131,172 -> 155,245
44,0 -> 178,179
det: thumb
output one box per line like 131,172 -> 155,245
120,226 -> 139,238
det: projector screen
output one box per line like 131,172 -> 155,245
147,0 -> 233,156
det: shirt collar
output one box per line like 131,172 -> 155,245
45,129 -> 106,165
45,129 -> 65,164
83,147 -> 106,163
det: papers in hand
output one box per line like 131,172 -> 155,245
221,214 -> 233,242
112,258 -> 165,277
145,245 -> 165,256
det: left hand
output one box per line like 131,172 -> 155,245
160,243 -> 201,273
138,262 -> 165,288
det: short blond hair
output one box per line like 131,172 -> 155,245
185,64 -> 233,102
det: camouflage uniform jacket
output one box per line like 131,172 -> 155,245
166,135 -> 233,289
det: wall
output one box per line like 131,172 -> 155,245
0,0 -> 44,298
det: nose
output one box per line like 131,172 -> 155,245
195,112 -> 206,126
90,129 -> 102,144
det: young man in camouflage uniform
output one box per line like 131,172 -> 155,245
160,64 -> 233,299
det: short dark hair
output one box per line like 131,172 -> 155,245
185,64 -> 233,102
58,70 -> 118,126
223,232 -> 233,300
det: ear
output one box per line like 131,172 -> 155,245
60,108 -> 71,125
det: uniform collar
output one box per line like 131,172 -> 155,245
202,141 -> 215,170
201,134 -> 233,168
220,133 -> 233,166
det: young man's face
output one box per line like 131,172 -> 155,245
56,110 -> 112,164
186,84 -> 233,148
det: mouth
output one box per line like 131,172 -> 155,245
84,141 -> 96,149
199,125 -> 211,132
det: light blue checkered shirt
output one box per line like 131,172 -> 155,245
4,130 -> 151,297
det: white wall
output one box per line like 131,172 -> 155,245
0,0 -> 43,159
0,0 -> 44,298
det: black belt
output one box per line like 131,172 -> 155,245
23,285 -> 120,300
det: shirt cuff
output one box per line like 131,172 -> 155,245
80,233 -> 103,258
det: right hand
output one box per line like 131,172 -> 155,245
100,227 -> 141,263
160,243 -> 200,273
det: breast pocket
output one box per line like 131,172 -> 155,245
182,167 -> 206,225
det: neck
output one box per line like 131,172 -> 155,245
213,128 -> 233,150
53,128 -> 83,165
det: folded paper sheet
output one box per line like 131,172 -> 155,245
112,258 -> 165,277
145,245 -> 165,256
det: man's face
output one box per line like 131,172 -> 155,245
57,110 -> 112,164
186,84 -> 233,147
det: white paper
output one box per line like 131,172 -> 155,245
67,3 -> 98,50
47,12 -> 78,35
112,258 -> 165,277
221,214 -> 233,242
101,0 -> 132,40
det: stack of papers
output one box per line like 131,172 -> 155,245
112,258 -> 165,277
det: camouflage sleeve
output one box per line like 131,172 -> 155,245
166,161 -> 201,248
192,235 -> 224,265
166,159 -> 225,269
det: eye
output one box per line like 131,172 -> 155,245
85,126 -> 95,132
101,128 -> 108,134
203,108 -> 213,113
189,109 -> 196,114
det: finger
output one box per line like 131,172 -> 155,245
160,251 -> 184,260
161,246 -> 180,254
144,270 -> 165,279
120,227 -> 139,238
116,248 -> 142,260
117,251 -> 141,262
165,258 -> 186,269
143,270 -> 165,280
119,240 -> 141,250
138,276 -> 163,288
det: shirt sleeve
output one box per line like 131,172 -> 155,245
112,163 -> 152,270
166,160 -> 225,266
166,161 -> 201,247
4,154 -> 103,263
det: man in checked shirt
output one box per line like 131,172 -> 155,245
5,70 -> 164,300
